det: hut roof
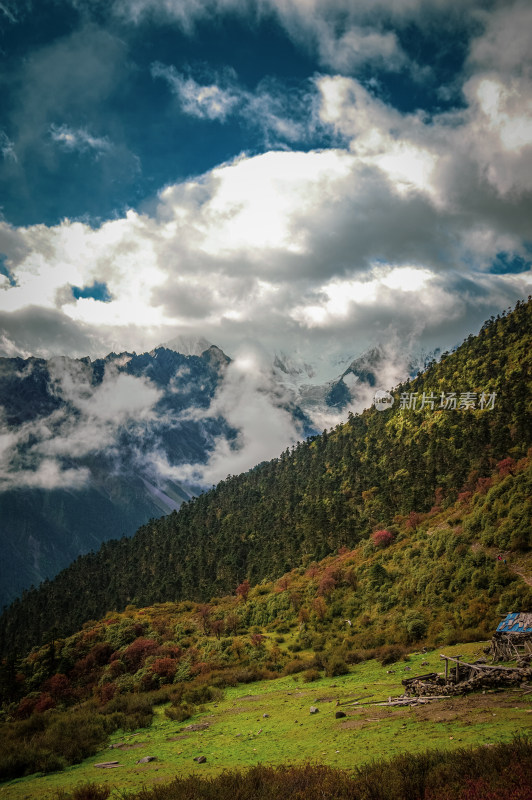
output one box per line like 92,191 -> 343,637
496,612 -> 532,633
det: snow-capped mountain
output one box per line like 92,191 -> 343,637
0,333 -> 441,608
0,338 -> 323,608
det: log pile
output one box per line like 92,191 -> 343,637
402,654 -> 532,697
489,631 -> 532,663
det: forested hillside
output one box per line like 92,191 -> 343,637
0,452 -> 530,782
1,299 -> 530,657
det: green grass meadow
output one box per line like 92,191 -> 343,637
2,641 -> 531,799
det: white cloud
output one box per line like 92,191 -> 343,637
152,62 -> 319,146
112,0 -> 431,75
144,347 -> 305,486
0,360 -> 163,490
0,0 -> 530,497
151,63 -> 241,121
1,1 -> 531,372
289,16 -> 407,74
1,460 -> 91,491
50,124 -> 113,156
0,131 -> 17,162
468,0 -> 532,78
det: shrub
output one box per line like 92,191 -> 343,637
164,704 -> 194,722
102,694 -> 154,730
325,656 -> 349,677
317,572 -> 337,597
34,692 -> 56,713
151,657 -> 178,680
345,648 -> 377,664
149,687 -> 175,705
406,616 -> 428,642
182,685 -> 223,705
231,666 -> 271,683
55,784 -> 111,800
282,659 -> 306,676
308,654 -> 325,670
302,669 -> 320,683
97,682 -> 117,704
236,580 -> 250,601
39,711 -> 111,765
122,638 -> 159,672
376,644 -> 407,665
372,529 -> 394,548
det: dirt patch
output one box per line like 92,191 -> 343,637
114,742 -> 147,750
338,690 -> 530,729
411,692 -> 531,722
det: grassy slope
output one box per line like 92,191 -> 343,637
4,642 -> 532,799
9,455 -> 531,708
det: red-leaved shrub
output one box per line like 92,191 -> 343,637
372,529 -> 394,548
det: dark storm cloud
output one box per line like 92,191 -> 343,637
0,306 -> 99,358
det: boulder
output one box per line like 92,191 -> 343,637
194,755 -> 207,763
335,711 -> 346,719
309,706 -> 319,714
136,756 -> 156,764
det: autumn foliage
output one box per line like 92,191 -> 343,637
371,529 -> 394,548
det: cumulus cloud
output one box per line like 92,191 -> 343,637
1,104 -> 530,365
0,0 -> 530,500
0,0 -> 529,387
468,0 -> 532,78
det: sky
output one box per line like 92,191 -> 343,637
0,0 -> 531,371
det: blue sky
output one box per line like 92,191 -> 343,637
0,0 -> 531,367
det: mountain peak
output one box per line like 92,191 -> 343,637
159,334 -> 213,357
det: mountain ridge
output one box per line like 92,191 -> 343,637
1,298 -> 529,656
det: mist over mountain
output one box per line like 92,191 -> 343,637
4,334 -> 378,608
0,331 -> 448,608
0,344 -> 237,607
2,299 -> 528,656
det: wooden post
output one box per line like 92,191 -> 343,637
444,658 -> 449,683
